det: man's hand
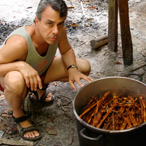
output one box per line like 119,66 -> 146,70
16,61 -> 42,91
68,68 -> 93,91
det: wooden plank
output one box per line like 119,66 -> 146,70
118,0 -> 133,65
90,35 -> 108,50
0,138 -> 34,146
108,0 -> 118,52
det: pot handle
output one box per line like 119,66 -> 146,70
126,73 -> 143,81
79,128 -> 105,146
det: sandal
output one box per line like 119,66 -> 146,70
29,89 -> 54,108
12,111 -> 42,141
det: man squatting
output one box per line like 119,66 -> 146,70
0,0 -> 93,141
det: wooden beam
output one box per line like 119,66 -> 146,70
108,0 -> 118,52
0,138 -> 34,146
118,0 -> 133,65
90,35 -> 108,50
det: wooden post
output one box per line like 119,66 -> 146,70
118,0 -> 133,65
108,0 -> 118,52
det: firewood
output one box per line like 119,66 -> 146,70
126,108 -> 137,127
96,104 -> 116,128
79,102 -> 97,118
90,35 -> 108,50
80,91 -> 146,130
139,96 -> 144,120
120,120 -> 127,130
91,112 -> 102,127
0,138 -> 34,146
123,116 -> 132,129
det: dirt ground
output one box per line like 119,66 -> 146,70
0,0 -> 146,146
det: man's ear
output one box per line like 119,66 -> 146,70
35,16 -> 39,25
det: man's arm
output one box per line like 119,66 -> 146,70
58,28 -> 77,67
58,27 -> 93,90
0,35 -> 42,91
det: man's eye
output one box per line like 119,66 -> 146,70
59,23 -> 64,26
47,22 -> 53,26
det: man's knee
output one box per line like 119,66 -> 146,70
77,58 -> 91,75
2,71 -> 25,92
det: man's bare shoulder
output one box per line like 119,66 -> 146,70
6,35 -> 27,46
0,35 -> 28,63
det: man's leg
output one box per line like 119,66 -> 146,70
44,56 -> 91,84
30,56 -> 91,102
0,71 -> 40,139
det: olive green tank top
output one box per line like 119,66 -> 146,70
2,26 -> 58,75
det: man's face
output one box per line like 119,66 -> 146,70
36,5 -> 66,44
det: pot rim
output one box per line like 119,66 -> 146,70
73,76 -> 146,134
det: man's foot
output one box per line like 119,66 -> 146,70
13,112 -> 41,141
18,120 -> 40,139
29,89 -> 54,108
37,89 -> 53,102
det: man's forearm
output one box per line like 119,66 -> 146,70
0,61 -> 22,77
61,48 -> 77,69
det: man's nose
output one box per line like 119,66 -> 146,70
52,25 -> 58,34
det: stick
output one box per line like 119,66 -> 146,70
126,108 -> 137,127
124,116 -> 132,129
96,104 -> 115,128
0,138 -> 34,146
120,120 -> 127,130
130,63 -> 146,72
80,91 -> 110,118
79,102 -> 97,118
90,35 -> 108,50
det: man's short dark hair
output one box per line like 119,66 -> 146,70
36,0 -> 68,20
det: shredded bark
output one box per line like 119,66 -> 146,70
80,91 -> 146,130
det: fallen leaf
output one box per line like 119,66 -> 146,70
71,24 -> 79,27
46,128 -> 57,135
88,7 -> 97,9
115,61 -> 122,65
87,18 -> 94,21
85,24 -> 90,27
27,7 -> 32,9
85,2 -> 90,4
68,6 -> 74,9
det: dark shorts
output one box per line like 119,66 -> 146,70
40,56 -> 56,89
40,69 -> 48,89
0,84 -> 4,92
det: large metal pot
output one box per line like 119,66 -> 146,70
73,76 -> 146,146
